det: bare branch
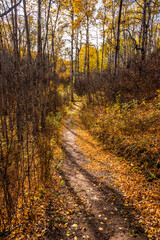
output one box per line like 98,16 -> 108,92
124,28 -> 142,51
134,0 -> 143,9
0,0 -> 22,17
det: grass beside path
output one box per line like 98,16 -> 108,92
71,103 -> 160,240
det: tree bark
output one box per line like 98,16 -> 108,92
51,3 -> 60,112
70,0 -> 74,102
113,0 -> 123,98
37,0 -> 44,129
0,0 -> 22,17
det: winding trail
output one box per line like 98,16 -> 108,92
61,104 -> 148,240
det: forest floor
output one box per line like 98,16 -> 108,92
6,102 -> 158,239
54,103 -> 149,240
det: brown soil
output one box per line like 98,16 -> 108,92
58,104 -> 148,240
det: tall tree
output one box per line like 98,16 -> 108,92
70,0 -> 74,102
113,0 -> 123,97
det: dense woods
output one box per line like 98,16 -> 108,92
0,0 -> 160,239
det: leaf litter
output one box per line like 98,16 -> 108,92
73,107 -> 160,240
3,104 -> 159,239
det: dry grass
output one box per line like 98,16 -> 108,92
80,92 -> 160,179
73,102 -> 160,239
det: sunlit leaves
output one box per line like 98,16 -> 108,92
75,99 -> 160,239
79,44 -> 98,72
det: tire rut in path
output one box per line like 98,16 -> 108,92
62,105 -> 148,240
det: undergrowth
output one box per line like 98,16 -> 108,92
0,106 -> 72,239
73,111 -> 160,239
80,91 -> 160,180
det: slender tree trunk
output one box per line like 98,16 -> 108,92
37,0 -> 44,129
87,16 -> 89,84
101,5 -> 106,73
86,15 -> 91,102
148,15 -> 154,55
142,0 -> 147,61
52,29 -> 57,112
51,3 -> 60,112
70,1 -> 74,102
101,23 -> 105,73
42,0 -> 52,126
12,0 -> 23,142
96,28 -> 99,72
83,16 -> 89,83
23,0 -> 38,134
43,0 -> 51,54
77,30 -> 82,86
74,28 -> 78,88
113,0 -> 123,98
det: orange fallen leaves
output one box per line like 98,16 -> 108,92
73,112 -> 160,240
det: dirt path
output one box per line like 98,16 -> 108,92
61,104 -> 148,240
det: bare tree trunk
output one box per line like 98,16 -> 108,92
77,30 -> 82,86
37,0 -> 44,129
23,0 -> 31,66
101,23 -> 105,73
52,28 -> 57,112
23,0 -> 38,134
70,0 -> 74,102
148,14 -> 154,56
12,0 -> 23,142
96,28 -> 99,72
142,0 -> 147,62
87,15 -> 89,83
42,0 -> 52,126
74,28 -> 78,88
113,0 -> 123,98
43,0 -> 51,54
83,16 -> 89,83
86,15 -> 91,103
101,5 -> 106,73
51,3 -> 60,112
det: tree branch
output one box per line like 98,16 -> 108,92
134,0 -> 143,9
124,28 -> 142,51
0,0 -> 22,17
